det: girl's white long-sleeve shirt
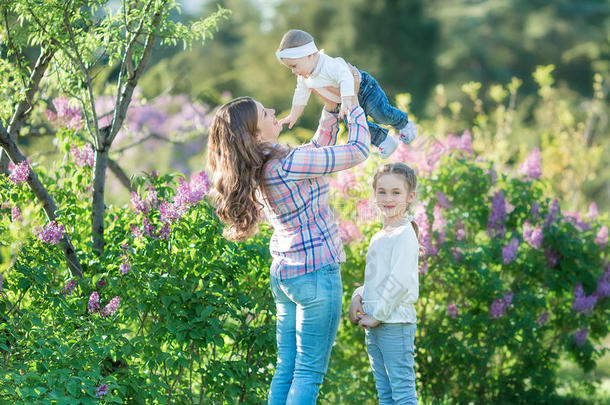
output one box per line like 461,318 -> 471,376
353,223 -> 419,323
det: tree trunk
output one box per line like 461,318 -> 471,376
91,129 -> 110,257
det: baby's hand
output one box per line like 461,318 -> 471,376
358,314 -> 380,329
348,294 -> 365,325
278,115 -> 298,129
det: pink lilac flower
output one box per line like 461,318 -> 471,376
189,171 -> 210,201
574,328 -> 588,347
62,279 -> 77,295
8,161 -> 30,185
37,221 -> 64,244
452,248 -> 462,262
119,262 -> 130,275
537,311 -> 549,326
70,143 -> 94,167
95,383 -> 108,398
11,206 -> 22,222
544,249 -> 561,267
489,298 -> 506,319
447,302 -> 459,318
419,260 -> 428,275
338,220 -> 362,244
432,203 -> 446,245
595,265 -> 610,299
502,238 -> 519,265
572,283 -> 597,314
88,291 -> 100,313
564,211 -> 591,232
338,170 -> 357,195
356,199 -> 377,222
505,201 -> 515,214
414,201 -> 431,255
426,140 -> 445,171
45,96 -> 83,130
455,219 -> 465,241
460,129 -> 473,155
523,221 -> 543,249
595,226 -> 608,247
130,223 -> 142,238
518,148 -> 542,179
130,192 -> 149,214
487,191 -> 506,238
101,296 -> 121,318
544,199 -> 559,229
436,191 -> 452,209
144,188 -> 158,209
587,203 -> 598,220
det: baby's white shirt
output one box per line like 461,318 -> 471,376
292,52 -> 355,106
353,223 -> 419,323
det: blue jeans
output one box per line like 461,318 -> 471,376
356,70 -> 410,148
268,264 -> 343,405
365,323 -> 418,405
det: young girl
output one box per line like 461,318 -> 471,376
276,29 -> 417,159
349,163 -> 420,404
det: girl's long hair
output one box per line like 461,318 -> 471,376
372,163 -> 424,256
206,97 -> 287,241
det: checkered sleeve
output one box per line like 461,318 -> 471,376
311,109 -> 340,147
279,106 -> 370,181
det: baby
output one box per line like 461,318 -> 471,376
276,29 -> 417,158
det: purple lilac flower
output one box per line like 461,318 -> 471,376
503,291 -> 514,307
70,143 -> 94,167
11,206 -> 22,222
88,291 -> 100,313
189,171 -> 210,201
595,226 -> 608,247
145,188 -> 158,209
531,202 -> 540,219
574,328 -> 588,347
447,302 -> 459,318
460,129 -> 473,155
432,203 -> 446,245
537,311 -> 549,326
8,161 -> 30,185
130,192 -> 149,214
487,191 -> 506,238
0,273 -> 3,293
414,202 -> 431,255
544,249 -> 561,267
159,201 -> 186,224
455,219 -> 465,241
142,217 -> 156,238
130,223 -> 142,238
101,296 -> 121,318
564,211 -> 591,232
489,298 -> 506,319
96,278 -> 106,289
95,383 -> 108,398
158,223 -> 170,240
37,221 -> 64,244
587,203 -> 598,220
62,279 -> 77,295
523,221 -> 543,249
119,262 -> 130,275
502,238 -> 519,264
419,260 -> 428,275
452,248 -> 462,262
572,283 -> 598,315
489,167 -> 497,184
45,96 -> 83,130
544,199 -> 559,229
595,265 -> 610,299
436,191 -> 453,209
518,148 -> 542,179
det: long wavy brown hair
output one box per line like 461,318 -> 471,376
373,163 -> 424,256
207,97 -> 287,241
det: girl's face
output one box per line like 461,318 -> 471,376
281,54 -> 316,78
374,173 -> 415,222
255,102 -> 281,143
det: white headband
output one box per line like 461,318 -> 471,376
276,41 -> 318,60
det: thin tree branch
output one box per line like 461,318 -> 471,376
108,158 -> 134,193
0,122 -> 83,278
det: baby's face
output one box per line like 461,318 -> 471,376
281,55 -> 315,78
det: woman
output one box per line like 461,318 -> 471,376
207,90 -> 370,404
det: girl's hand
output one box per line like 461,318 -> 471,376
348,294 -> 365,325
358,314 -> 380,329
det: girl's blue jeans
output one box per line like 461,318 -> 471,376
365,322 -> 418,405
355,70 -> 410,148
267,263 -> 342,405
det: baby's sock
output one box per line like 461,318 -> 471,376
398,121 -> 417,144
378,135 -> 398,159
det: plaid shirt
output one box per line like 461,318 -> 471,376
261,106 -> 370,280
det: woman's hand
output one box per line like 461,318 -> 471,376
358,314 -> 380,329
348,294 -> 365,325
313,60 -> 361,115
